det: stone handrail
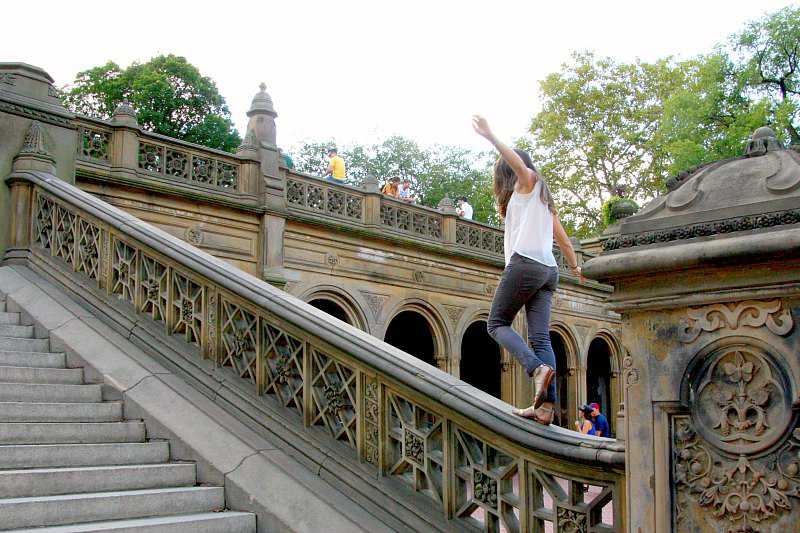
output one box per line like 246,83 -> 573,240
74,115 -> 259,197
7,168 -> 625,531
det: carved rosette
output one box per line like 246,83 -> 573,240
673,341 -> 800,531
473,470 -> 498,509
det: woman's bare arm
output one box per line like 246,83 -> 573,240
552,213 -> 582,278
472,115 -> 535,191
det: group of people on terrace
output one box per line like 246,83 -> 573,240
321,147 -> 474,220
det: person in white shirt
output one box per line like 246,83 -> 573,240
472,115 -> 581,426
457,197 -> 473,220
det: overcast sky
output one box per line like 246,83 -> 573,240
2,0 -> 797,153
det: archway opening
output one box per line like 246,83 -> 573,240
309,298 -> 350,325
384,310 -> 436,367
550,331 -> 571,428
460,320 -> 501,399
587,337 -> 613,435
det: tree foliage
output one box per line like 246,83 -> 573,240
733,5 -> 800,144
64,55 -> 241,152
291,136 -> 498,224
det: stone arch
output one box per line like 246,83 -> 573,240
585,330 -> 623,435
383,300 -> 449,370
300,286 -> 368,332
549,322 -> 580,428
459,313 -> 501,399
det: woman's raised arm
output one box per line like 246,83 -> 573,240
472,115 -> 535,191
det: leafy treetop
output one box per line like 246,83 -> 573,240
64,55 -> 241,153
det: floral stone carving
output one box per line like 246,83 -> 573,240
403,430 -> 425,466
673,343 -> 800,531
557,507 -> 587,533
472,470 -> 498,509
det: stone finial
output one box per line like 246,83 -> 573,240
243,82 -> 278,149
745,126 -> 782,157
111,99 -> 138,127
362,174 -> 380,193
438,195 -> 458,215
247,82 -> 277,118
12,120 -> 56,173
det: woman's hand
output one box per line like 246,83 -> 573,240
472,115 -> 494,140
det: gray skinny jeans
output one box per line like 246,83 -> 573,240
487,253 -> 558,403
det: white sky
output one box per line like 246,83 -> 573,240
2,0 -> 797,153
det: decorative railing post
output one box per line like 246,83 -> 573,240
362,174 -> 382,227
438,196 -> 458,245
108,101 -> 139,177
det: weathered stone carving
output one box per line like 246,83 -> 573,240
360,291 -> 388,321
403,430 -> 425,466
363,377 -> 379,466
442,305 -> 465,326
557,507 -> 587,533
679,299 -> 793,343
622,355 -> 640,389
325,252 -> 339,267
472,470 -> 498,509
673,344 -> 800,531
412,270 -> 425,283
184,227 -> 203,246
603,208 -> 800,251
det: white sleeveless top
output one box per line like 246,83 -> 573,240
503,180 -> 557,267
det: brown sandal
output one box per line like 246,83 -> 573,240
531,364 -> 555,408
512,405 -> 554,426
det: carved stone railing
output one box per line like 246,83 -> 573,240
455,219 -> 504,257
73,116 -> 260,200
6,169 -> 626,532
379,197 -> 444,241
285,174 -> 365,222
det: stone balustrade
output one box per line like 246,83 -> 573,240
6,167 -> 626,532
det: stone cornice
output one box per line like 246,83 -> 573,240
603,207 -> 800,251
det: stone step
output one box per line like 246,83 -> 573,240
0,463 -> 197,498
0,402 -> 123,423
0,421 -> 145,445
0,486 -> 226,530
0,366 -> 82,385
3,512 -> 256,533
0,313 -> 20,326
0,325 -> 34,339
0,442 -> 170,469
0,337 -> 49,353
0,383 -> 102,403
0,351 -> 66,368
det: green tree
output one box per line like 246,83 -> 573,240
733,5 -> 800,144
525,52 -> 687,237
64,55 -> 241,152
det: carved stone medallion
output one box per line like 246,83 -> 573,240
184,227 -> 203,246
673,342 -> 800,532
690,344 -> 792,456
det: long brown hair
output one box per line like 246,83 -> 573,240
493,149 -> 556,218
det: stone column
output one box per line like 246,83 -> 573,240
108,101 -> 140,177
362,174 -> 381,226
584,127 -> 800,533
438,196 -> 458,245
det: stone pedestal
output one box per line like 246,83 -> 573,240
584,127 -> 800,532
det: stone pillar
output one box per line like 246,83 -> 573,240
0,63 -> 75,259
109,101 -> 140,178
362,174 -> 381,226
438,196 -> 458,244
584,127 -> 800,533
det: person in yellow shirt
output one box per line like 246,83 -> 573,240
325,148 -> 346,184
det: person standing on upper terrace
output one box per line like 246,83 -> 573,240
325,147 -> 346,184
472,115 -> 581,426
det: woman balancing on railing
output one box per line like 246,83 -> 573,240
472,115 -> 582,426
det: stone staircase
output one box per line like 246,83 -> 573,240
0,298 -> 256,532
